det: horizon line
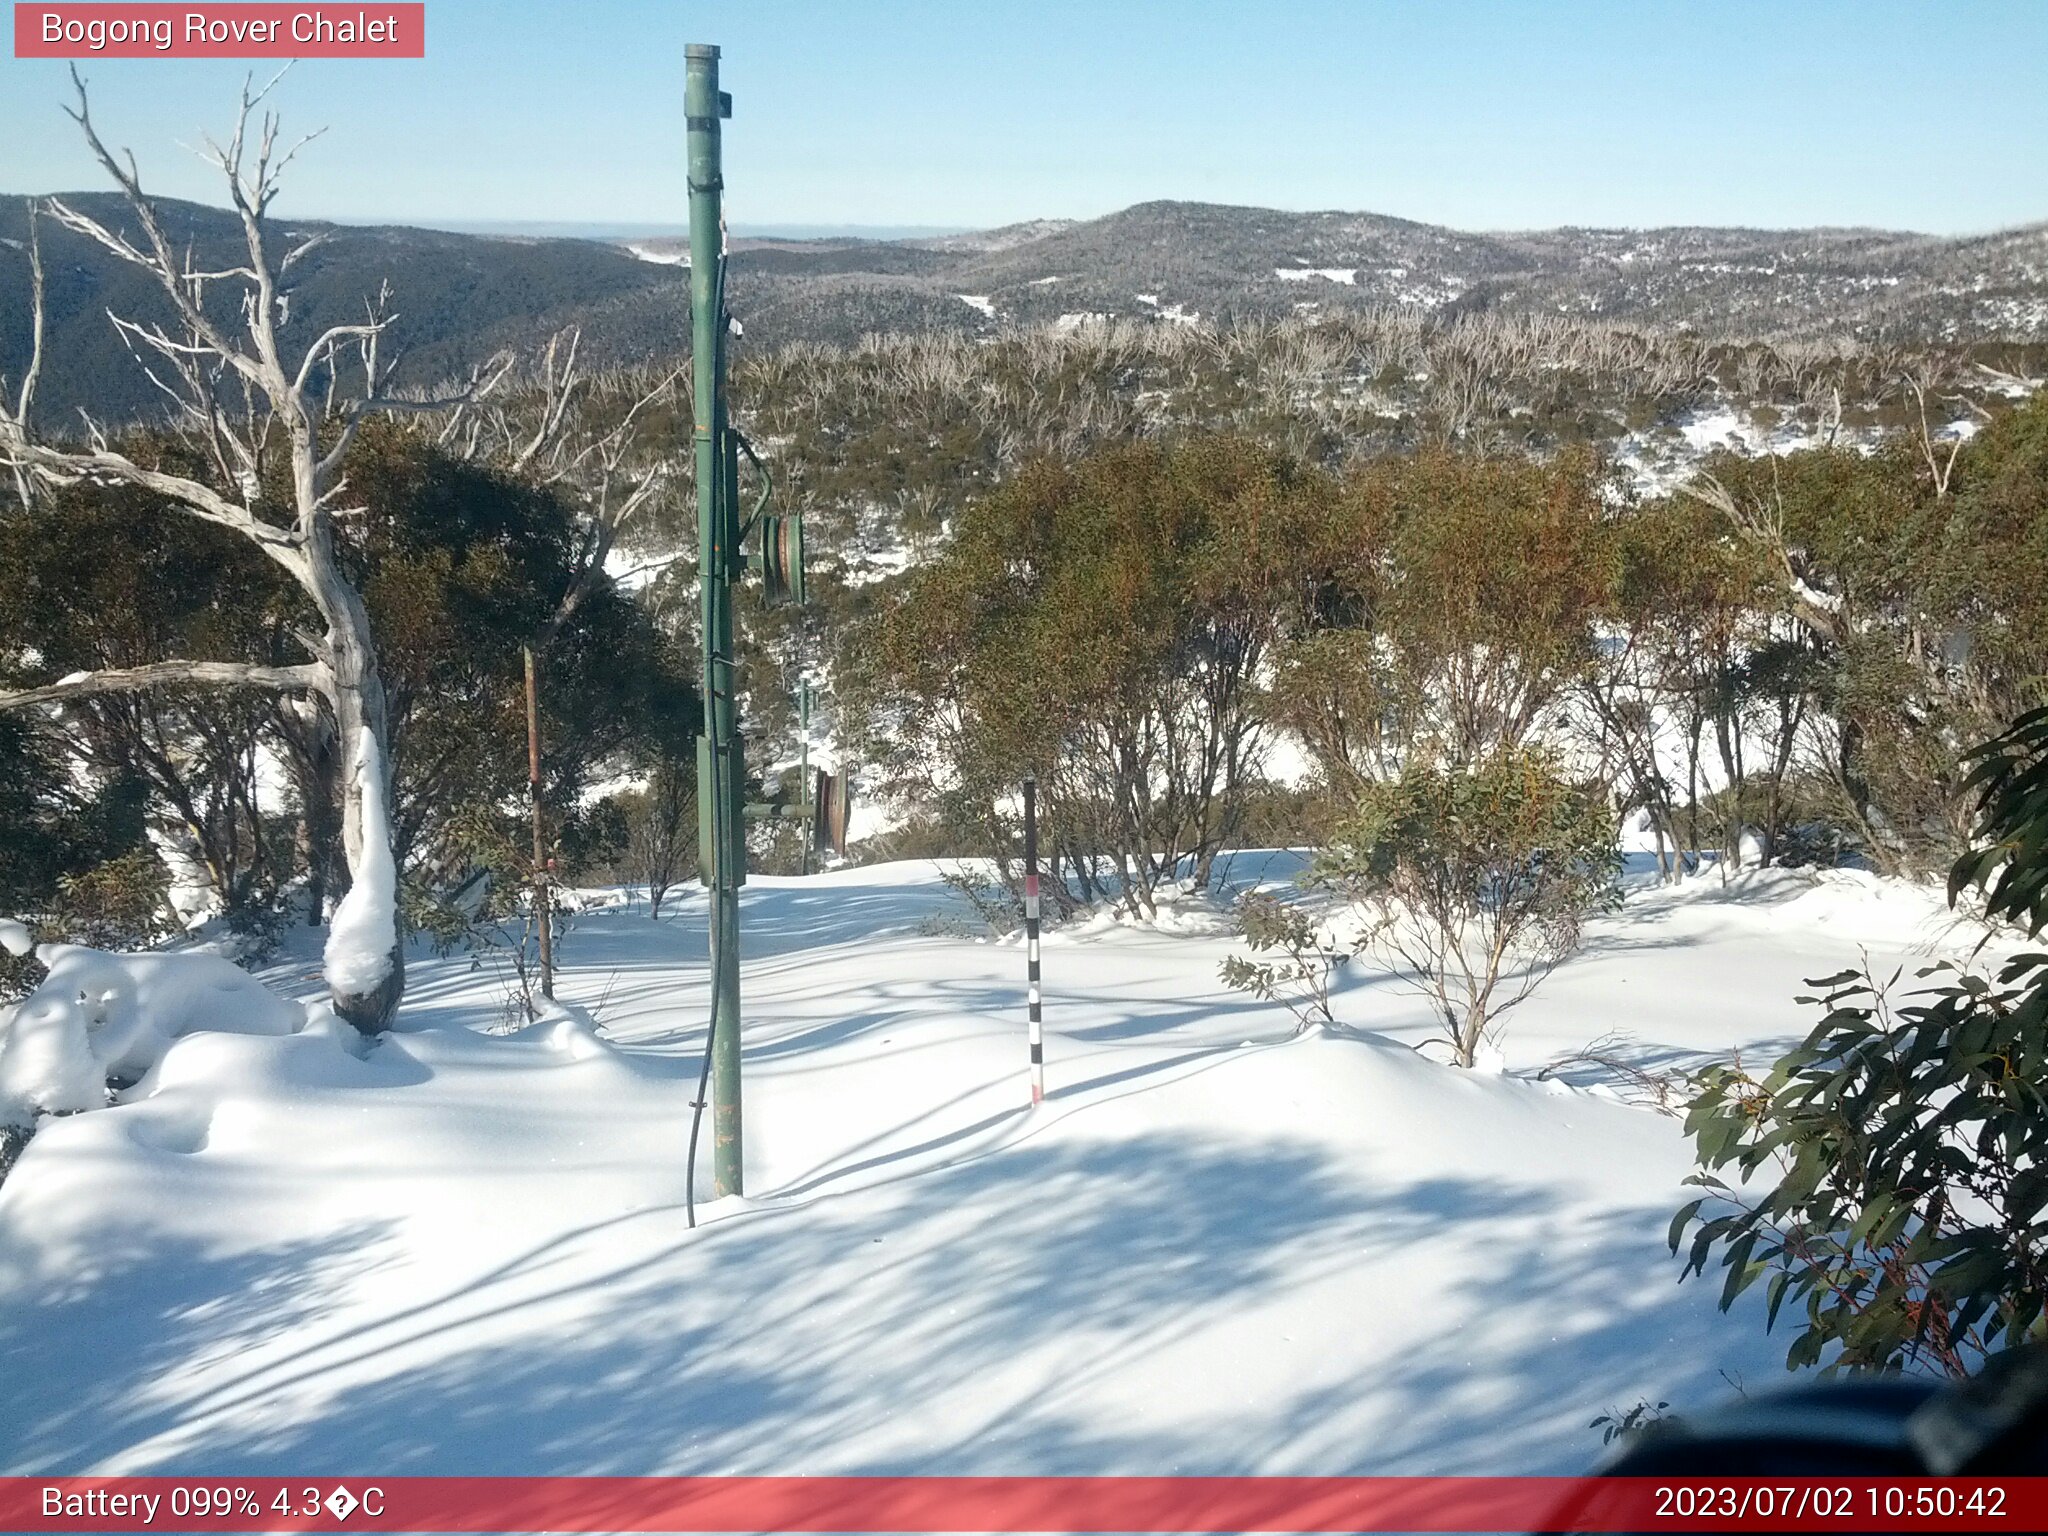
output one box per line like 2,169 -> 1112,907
7,190 -> 2046,244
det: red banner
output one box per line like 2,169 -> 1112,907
13,4 -> 424,58
1,1476 -> 2044,1532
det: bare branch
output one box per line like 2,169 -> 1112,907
0,659 -> 324,713
0,436 -> 306,568
5,201 -> 46,505
1678,471 -> 1841,644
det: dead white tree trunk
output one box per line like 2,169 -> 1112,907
0,69 -> 500,1032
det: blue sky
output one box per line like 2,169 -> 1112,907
3,0 -> 2044,234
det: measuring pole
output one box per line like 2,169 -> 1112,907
1023,776 -> 1044,1107
687,43 -> 744,1199
522,645 -> 553,1001
799,679 -> 812,878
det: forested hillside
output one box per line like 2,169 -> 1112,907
7,194 -> 2046,422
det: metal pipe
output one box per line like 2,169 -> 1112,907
686,42 -> 744,1200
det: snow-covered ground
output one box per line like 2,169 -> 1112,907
0,856 -> 2001,1476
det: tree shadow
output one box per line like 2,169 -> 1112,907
0,1131 -> 1776,1478
0,1221 -> 399,1473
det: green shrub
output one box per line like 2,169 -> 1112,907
1673,705 -> 2048,1375
1219,890 -> 1343,1033
1310,748 -> 1621,1066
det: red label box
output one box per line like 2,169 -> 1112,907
14,3 -> 425,57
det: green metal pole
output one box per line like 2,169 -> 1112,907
687,43 -> 744,1199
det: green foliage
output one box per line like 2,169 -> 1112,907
0,714 -> 149,923
0,426 -> 699,935
1950,704 -> 2048,934
1314,749 -> 1621,1066
1691,394 -> 2048,875
1262,447 -> 1613,790
858,435 -> 1332,913
1218,890 -> 1342,1033
0,459 -> 298,914
49,850 -> 175,952
1590,1400 -> 1671,1445
1672,958 -> 2048,1377
1370,447 -> 1616,758
1674,704 -> 2048,1378
557,797 -> 631,883
938,867 -> 1026,937
616,754 -> 697,917
345,427 -> 698,875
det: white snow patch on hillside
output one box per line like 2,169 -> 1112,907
603,540 -> 681,594
0,858 -> 2006,1474
956,294 -> 997,318
1275,266 -> 1358,285
1613,403 -> 1860,499
623,242 -> 689,266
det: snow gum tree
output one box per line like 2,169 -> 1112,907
854,436 -> 1333,915
1674,392 -> 2048,876
1310,748 -> 1621,1067
0,73 -> 494,1032
1263,447 -> 1613,791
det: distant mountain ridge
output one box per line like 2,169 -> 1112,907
4,195 -> 2043,422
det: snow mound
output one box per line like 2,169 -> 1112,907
0,942 -> 304,1127
1047,884 -> 1236,941
324,729 -> 399,997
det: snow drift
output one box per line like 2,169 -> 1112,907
0,940 -> 305,1128
0,856 -> 2005,1476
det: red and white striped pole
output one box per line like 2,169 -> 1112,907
1023,775 -> 1044,1107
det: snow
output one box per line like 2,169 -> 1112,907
147,825 -> 223,929
1274,266 -> 1358,285
1611,402 -> 1864,499
622,242 -> 689,266
602,538 -> 681,594
0,918 -> 31,957
955,294 -> 997,318
0,856 -> 2007,1475
322,729 -> 398,998
0,943 -> 304,1128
